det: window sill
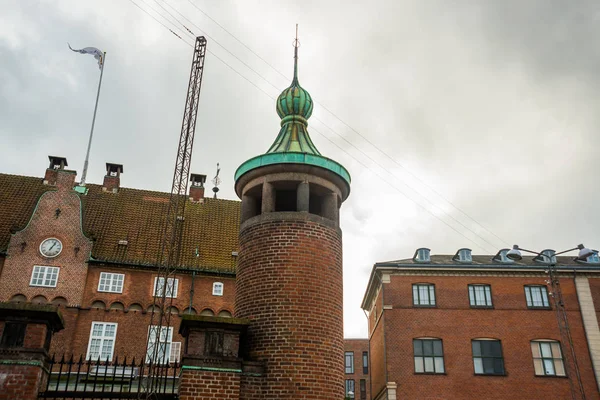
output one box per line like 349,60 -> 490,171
29,284 -> 57,288
527,307 -> 552,310
534,374 -> 568,379
470,306 -> 494,309
474,373 -> 506,377
414,372 -> 447,375
413,305 -> 437,308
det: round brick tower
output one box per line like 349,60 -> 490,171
234,40 -> 351,399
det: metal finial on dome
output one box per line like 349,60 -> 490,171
268,25 -> 319,155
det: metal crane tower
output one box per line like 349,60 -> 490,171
141,35 -> 207,398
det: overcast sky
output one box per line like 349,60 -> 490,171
1,0 -> 599,338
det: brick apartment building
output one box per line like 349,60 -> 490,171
362,247 -> 600,399
344,338 -> 370,399
0,159 -> 239,362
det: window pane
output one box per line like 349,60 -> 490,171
435,357 -> 444,373
424,357 -> 434,372
525,287 -> 532,306
485,286 -> 492,305
551,342 -> 562,357
493,358 -> 504,374
413,286 -> 419,304
413,340 -> 423,356
540,342 -> 552,358
531,342 -> 541,358
433,340 -> 443,356
483,357 -> 494,373
469,286 -> 475,305
429,286 -> 435,304
554,359 -> 566,376
473,357 -> 483,374
423,340 -> 433,356
472,341 -> 481,357
414,357 -> 424,373
533,359 -> 544,375
543,359 -> 555,375
420,286 -> 428,303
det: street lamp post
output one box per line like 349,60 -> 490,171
507,244 -> 593,400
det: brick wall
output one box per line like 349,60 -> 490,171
236,216 -> 344,399
0,174 -> 93,305
179,369 -> 241,399
0,364 -> 45,400
344,338 -> 370,400
381,274 -> 600,399
368,289 -> 386,399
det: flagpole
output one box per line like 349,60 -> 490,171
80,51 -> 106,186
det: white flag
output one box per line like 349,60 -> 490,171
68,43 -> 104,69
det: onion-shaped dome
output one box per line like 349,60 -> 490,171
267,47 -> 320,155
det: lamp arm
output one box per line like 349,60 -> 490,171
517,246 -> 579,257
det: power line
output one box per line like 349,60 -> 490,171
181,0 -> 507,247
125,0 -> 498,253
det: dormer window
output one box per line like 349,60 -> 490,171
534,249 -> 556,264
580,251 -> 600,264
454,248 -> 472,263
492,249 -> 514,264
414,248 -> 431,263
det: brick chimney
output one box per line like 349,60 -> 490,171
189,173 -> 206,202
44,156 -> 76,189
103,163 -> 123,193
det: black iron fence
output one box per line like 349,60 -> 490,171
39,355 -> 179,399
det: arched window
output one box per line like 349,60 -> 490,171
168,306 -> 180,315
128,303 -> 143,312
91,300 -> 106,310
413,338 -> 444,374
9,294 -> 27,303
184,307 -> 197,315
109,302 -> 125,311
531,340 -> 565,376
200,308 -> 214,316
218,310 -> 232,318
51,296 -> 68,307
213,282 -> 224,296
31,295 -> 48,305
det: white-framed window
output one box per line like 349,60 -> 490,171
413,283 -> 436,306
345,379 -> 355,398
531,340 -> 565,376
170,341 -> 181,364
98,272 -> 124,293
153,277 -> 178,298
213,282 -> 224,296
86,322 -> 117,361
30,266 -> 59,287
146,325 -> 173,364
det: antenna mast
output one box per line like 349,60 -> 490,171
142,36 -> 207,398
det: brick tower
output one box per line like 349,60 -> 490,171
234,35 -> 351,399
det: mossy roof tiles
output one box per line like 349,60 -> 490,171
0,173 -> 240,273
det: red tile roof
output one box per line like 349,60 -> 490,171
0,173 -> 240,274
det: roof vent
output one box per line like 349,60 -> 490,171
453,248 -> 472,263
189,174 -> 207,202
118,239 -> 128,246
534,249 -> 556,264
103,163 -> 124,193
231,251 -> 239,257
413,248 -> 430,263
492,249 -> 514,264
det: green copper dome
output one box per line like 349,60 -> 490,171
234,35 -> 351,191
267,44 -> 320,155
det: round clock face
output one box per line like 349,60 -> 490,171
39,238 -> 63,258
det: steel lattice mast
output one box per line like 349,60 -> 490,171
142,36 -> 207,398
